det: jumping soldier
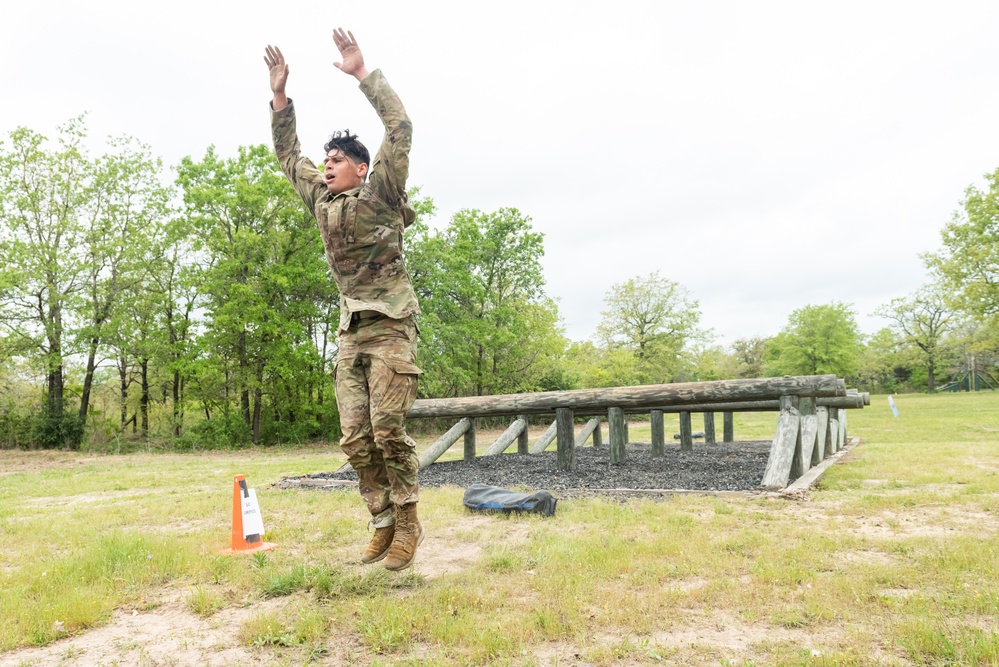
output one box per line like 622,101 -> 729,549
264,28 -> 424,570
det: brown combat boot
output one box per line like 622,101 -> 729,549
383,503 -> 424,571
360,524 -> 395,564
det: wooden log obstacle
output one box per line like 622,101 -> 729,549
410,375 -> 866,490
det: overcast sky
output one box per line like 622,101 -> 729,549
3,1 -> 997,347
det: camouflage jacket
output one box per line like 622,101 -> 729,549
271,69 -> 420,333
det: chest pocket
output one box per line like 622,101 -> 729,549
343,198 -> 359,244
349,191 -> 385,247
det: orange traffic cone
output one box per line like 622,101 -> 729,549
221,475 -> 278,556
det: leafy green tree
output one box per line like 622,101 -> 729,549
765,302 -> 862,378
595,271 -> 707,384
76,136 -> 173,423
731,337 -> 771,378
935,321 -> 999,390
563,341 -> 640,389
177,145 -> 336,444
856,327 -> 912,393
925,167 -> 999,322
150,219 -> 200,437
0,118 -> 91,447
408,207 -> 565,396
874,286 -> 955,391
675,343 -> 739,382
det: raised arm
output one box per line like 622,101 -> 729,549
264,44 -> 325,213
332,29 -> 413,214
263,45 -> 289,111
332,28 -> 370,82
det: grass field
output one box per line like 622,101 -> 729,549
1,392 -> 998,666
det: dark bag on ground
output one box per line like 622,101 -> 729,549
462,483 -> 557,517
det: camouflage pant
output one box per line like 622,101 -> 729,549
336,315 -> 421,525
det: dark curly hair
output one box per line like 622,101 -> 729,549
324,130 -> 370,170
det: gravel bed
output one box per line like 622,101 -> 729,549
292,441 -> 784,497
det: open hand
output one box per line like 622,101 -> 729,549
263,45 -> 289,94
332,28 -> 369,80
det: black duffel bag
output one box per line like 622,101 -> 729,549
462,483 -> 557,517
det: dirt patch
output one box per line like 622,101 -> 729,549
581,611 -> 847,664
668,577 -> 709,594
22,488 -> 151,509
0,590 -> 297,667
842,508 -> 999,539
837,550 -> 899,567
0,452 -> 103,475
877,587 -> 917,599
414,515 -> 492,578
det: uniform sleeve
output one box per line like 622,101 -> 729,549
270,99 -> 327,216
358,70 -> 413,214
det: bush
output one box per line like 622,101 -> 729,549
0,402 -> 85,450
0,406 -> 33,449
185,411 -> 252,449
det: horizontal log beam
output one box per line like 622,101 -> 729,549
615,395 -> 865,415
407,375 -> 843,419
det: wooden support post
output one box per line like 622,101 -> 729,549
418,418 -> 472,469
838,408 -> 847,448
679,411 -> 693,451
723,411 -> 734,442
574,418 -> 600,447
529,421 -> 557,454
517,414 -> 529,454
556,407 -> 576,471
608,407 -> 626,464
704,411 -> 716,445
484,417 -> 528,456
796,397 -> 817,478
463,417 -> 476,461
814,406 -> 828,463
828,417 -> 839,454
650,409 -> 665,457
822,407 -> 835,457
624,419 -> 630,444
761,395 -> 801,489
592,419 -> 603,446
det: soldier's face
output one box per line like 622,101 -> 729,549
324,150 -> 368,195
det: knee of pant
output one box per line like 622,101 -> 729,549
340,436 -> 380,467
340,415 -> 372,441
374,431 -> 417,461
383,453 -> 419,478
370,412 -> 406,444
338,403 -> 372,435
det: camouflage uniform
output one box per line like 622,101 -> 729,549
271,70 -> 421,525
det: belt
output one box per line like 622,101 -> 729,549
350,310 -> 387,326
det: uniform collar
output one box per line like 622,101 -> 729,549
326,184 -> 365,202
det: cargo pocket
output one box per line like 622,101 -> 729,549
373,357 -> 421,422
383,358 -> 423,376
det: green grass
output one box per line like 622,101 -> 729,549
1,392 -> 999,665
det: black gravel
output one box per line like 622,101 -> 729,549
295,441 -> 781,496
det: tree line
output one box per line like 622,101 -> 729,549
1,120 -> 996,450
